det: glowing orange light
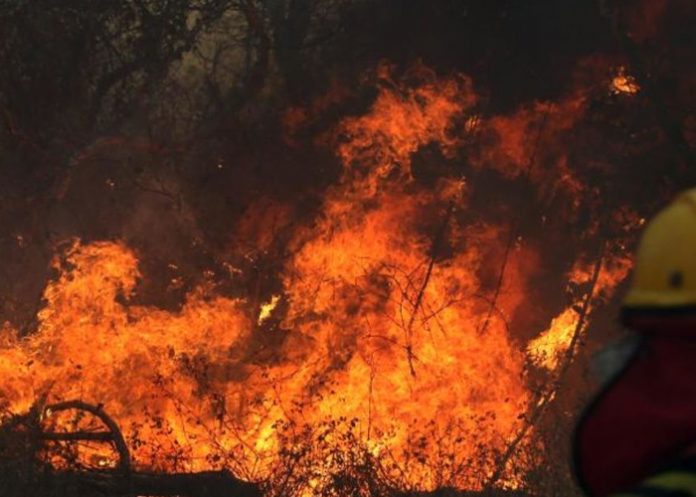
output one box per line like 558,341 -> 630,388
257,295 -> 280,325
0,64 -> 636,495
611,67 -> 640,95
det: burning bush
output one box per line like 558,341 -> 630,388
0,2 -> 694,496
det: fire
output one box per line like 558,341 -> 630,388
611,66 -> 640,95
0,63 -> 636,495
257,295 -> 280,325
336,62 -> 476,190
527,254 -> 632,371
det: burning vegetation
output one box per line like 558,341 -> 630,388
0,1 -> 694,496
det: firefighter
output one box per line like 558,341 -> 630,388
573,188 -> 696,497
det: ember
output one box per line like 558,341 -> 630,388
610,67 -> 640,96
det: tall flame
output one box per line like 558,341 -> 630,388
527,255 -> 632,371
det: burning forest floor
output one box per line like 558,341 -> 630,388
0,64 -> 637,495
0,1 -> 694,496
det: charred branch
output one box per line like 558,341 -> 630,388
404,202 -> 455,376
41,432 -> 114,442
486,241 -> 607,488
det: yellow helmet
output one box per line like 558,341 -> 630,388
623,188 -> 696,310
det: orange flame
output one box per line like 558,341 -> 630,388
527,254 -> 632,371
257,295 -> 280,325
0,64 -> 636,494
611,67 -> 640,95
